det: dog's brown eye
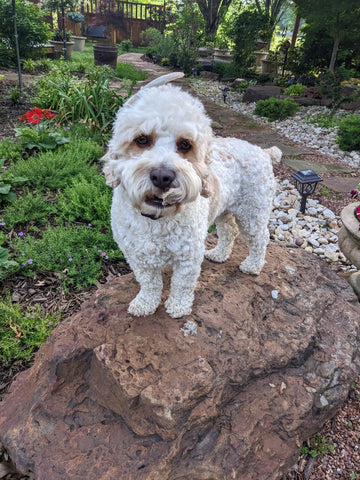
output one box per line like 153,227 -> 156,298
177,139 -> 192,152
135,135 -> 151,148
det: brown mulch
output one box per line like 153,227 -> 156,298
0,65 -> 359,480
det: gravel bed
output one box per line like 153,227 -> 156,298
190,78 -> 360,168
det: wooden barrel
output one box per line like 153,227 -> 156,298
93,43 -> 118,68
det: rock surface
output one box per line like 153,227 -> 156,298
1,237 -> 360,480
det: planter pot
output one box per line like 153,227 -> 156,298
261,59 -> 278,74
70,36 -> 86,52
254,50 -> 269,67
50,40 -> 75,59
213,48 -> 233,64
338,202 -> 360,299
93,43 -> 118,68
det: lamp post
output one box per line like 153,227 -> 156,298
291,169 -> 323,214
220,86 -> 230,103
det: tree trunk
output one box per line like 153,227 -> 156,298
291,14 -> 300,46
329,13 -> 340,72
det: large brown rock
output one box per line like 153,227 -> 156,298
1,236 -> 360,480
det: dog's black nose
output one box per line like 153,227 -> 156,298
150,168 -> 176,189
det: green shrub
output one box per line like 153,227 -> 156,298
1,191 -> 56,229
5,140 -> 103,190
254,97 -> 300,122
337,114 -> 360,151
0,248 -> 17,280
34,66 -> 131,133
0,297 -> 59,365
0,0 -> 51,65
284,83 -> 307,96
306,112 -> 339,129
56,174 -> 112,227
10,225 -> 123,289
0,158 -> 28,206
0,138 -> 24,163
119,39 -> 133,52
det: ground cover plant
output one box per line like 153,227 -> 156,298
0,48 -> 147,371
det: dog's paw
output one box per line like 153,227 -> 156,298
165,297 -> 192,319
205,247 -> 228,263
128,295 -> 160,317
239,258 -> 263,275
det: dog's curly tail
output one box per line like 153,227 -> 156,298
264,146 -> 282,164
143,72 -> 185,90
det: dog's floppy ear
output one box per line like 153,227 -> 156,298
102,153 -> 121,188
125,72 -> 185,107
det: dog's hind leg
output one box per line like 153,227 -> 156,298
128,268 -> 163,316
205,212 -> 238,263
236,220 -> 270,275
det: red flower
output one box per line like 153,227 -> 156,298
25,107 -> 44,125
42,109 -> 56,120
19,107 -> 55,124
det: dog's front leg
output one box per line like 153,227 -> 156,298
128,267 -> 163,317
165,261 -> 202,318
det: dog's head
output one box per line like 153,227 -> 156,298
102,72 -> 213,219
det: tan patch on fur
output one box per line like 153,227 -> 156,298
206,172 -> 220,223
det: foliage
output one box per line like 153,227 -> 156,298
56,174 -> 112,227
306,112 -> 339,129
1,191 -> 56,229
231,9 -> 272,76
0,297 -> 59,365
293,0 -> 360,73
10,225 -> 123,289
300,434 -> 335,458
0,0 -> 51,65
5,141 -> 103,190
15,107 -> 69,151
171,0 -> 204,74
114,63 -> 147,81
34,66 -> 132,132
284,83 -> 307,96
0,247 -> 17,279
52,30 -> 72,42
337,114 -> 360,152
194,0 -> 233,40
67,11 -> 84,22
9,87 -> 21,105
0,159 -> 27,206
254,97 -> 300,122
318,67 -> 355,115
14,123 -> 70,151
0,139 -> 23,164
42,0 -> 79,11
119,39 -> 133,52
22,59 -> 37,74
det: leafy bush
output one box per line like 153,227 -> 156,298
0,139 -> 23,164
119,39 -> 133,52
306,112 -> 339,129
0,248 -> 17,279
56,174 -> 112,227
284,84 -> 307,96
319,67 -> 355,115
0,298 -> 59,365
231,9 -> 272,76
0,0 -> 51,65
0,159 -> 27,206
254,97 -> 300,122
5,140 -> 103,190
1,191 -> 56,229
35,66 -> 132,132
15,123 -> 70,151
337,114 -> 360,151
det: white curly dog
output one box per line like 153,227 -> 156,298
103,72 -> 281,318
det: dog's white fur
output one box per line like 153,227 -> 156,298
103,72 -> 281,318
